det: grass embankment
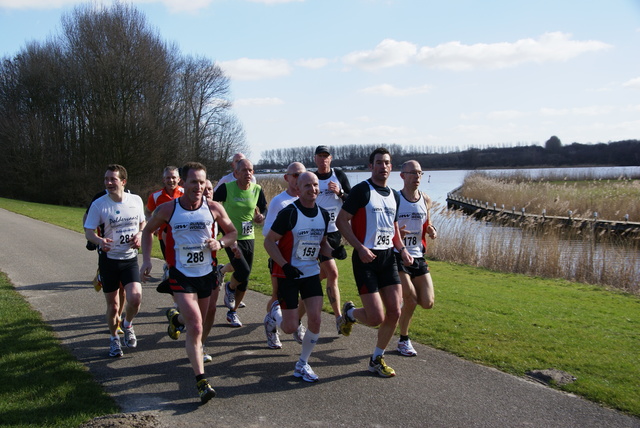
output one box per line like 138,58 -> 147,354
1,196 -> 639,420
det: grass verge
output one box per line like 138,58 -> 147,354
1,197 -> 639,417
0,271 -> 118,427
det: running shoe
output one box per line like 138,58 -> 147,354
216,264 -> 225,287
292,322 -> 306,344
226,310 -> 242,327
161,263 -> 169,282
203,346 -> 213,363
196,379 -> 216,403
166,308 -> 185,340
368,355 -> 396,377
123,325 -> 137,348
223,282 -> 235,310
109,337 -> 123,358
335,316 -> 342,335
238,301 -> 246,308
293,361 -> 319,382
92,269 -> 102,292
397,339 -> 417,357
264,313 -> 282,349
338,301 -> 356,336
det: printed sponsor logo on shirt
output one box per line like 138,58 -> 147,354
189,221 -> 211,230
109,216 -> 138,225
174,223 -> 189,231
297,228 -> 324,238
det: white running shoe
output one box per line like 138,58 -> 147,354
109,337 -> 123,358
292,322 -> 306,344
203,346 -> 213,363
223,282 -> 235,310
293,361 -> 319,382
397,339 -> 417,357
264,313 -> 282,349
226,310 -> 242,327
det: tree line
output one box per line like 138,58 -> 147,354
257,139 -> 640,171
0,2 -> 247,206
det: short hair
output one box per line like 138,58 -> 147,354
235,158 -> 252,172
106,164 -> 127,181
401,160 -> 420,172
180,162 -> 207,180
369,147 -> 391,165
163,166 -> 179,176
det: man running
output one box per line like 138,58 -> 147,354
394,160 -> 437,357
312,145 -> 350,333
263,172 -> 333,382
84,164 -> 146,358
213,158 -> 267,327
336,147 -> 413,377
140,162 -> 238,404
262,162 -> 307,348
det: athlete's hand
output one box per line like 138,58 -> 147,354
229,241 -> 241,258
253,212 -> 265,225
282,263 -> 303,280
356,246 -> 376,263
139,262 -> 152,283
427,225 -> 437,240
101,238 -> 113,252
401,248 -> 414,267
130,232 -> 142,250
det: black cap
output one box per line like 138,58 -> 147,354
315,145 -> 331,155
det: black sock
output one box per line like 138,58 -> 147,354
172,315 -> 183,328
196,374 -> 205,382
400,335 -> 409,342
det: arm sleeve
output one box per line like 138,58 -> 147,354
335,169 -> 352,194
271,205 -> 297,236
257,188 -> 267,214
213,184 -> 227,203
342,181 -> 369,215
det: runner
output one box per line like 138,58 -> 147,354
312,145 -> 350,334
84,164 -> 146,358
140,162 -> 238,404
335,148 -> 413,377
213,158 -> 267,328
263,172 -> 333,382
394,160 -> 437,356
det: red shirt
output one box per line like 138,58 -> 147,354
146,187 -> 184,236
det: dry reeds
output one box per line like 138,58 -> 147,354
428,204 -> 640,294
458,171 -> 640,222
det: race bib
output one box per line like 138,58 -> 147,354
241,221 -> 253,236
403,231 -> 420,249
179,243 -> 208,268
296,240 -> 320,261
112,225 -> 138,251
325,207 -> 338,223
374,227 -> 393,249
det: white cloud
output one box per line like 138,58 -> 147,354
234,97 -> 284,107
486,110 -> 526,120
342,39 -> 417,71
417,32 -> 611,71
540,106 -> 614,116
219,58 -> 291,81
294,58 -> 330,69
360,83 -> 432,97
623,77 -> 640,89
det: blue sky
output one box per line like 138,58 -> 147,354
1,0 -> 639,164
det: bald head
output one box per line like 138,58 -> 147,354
296,171 -> 319,207
284,162 -> 306,194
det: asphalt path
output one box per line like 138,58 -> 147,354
1,208 -> 638,428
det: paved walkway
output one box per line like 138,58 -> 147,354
1,208 -> 638,428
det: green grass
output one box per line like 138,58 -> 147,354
1,197 -> 640,418
0,272 -> 118,427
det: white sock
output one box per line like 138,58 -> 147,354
372,347 -> 384,360
299,330 -> 319,364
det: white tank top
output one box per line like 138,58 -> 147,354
316,170 -> 343,233
397,191 -> 429,258
362,182 -> 396,250
166,199 -> 216,277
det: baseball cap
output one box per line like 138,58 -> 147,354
315,145 -> 331,155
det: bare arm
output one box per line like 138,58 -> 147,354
336,208 -> 376,263
264,229 -> 287,268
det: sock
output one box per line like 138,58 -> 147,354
195,374 -> 205,382
346,307 -> 355,321
123,320 -> 132,329
172,315 -> 183,327
299,330 -> 319,364
400,335 -> 409,342
273,304 -> 283,328
372,347 -> 384,360
111,335 -> 119,340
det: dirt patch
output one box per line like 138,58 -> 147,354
79,413 -> 161,428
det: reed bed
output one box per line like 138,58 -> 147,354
428,204 -> 640,294
458,171 -> 640,222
